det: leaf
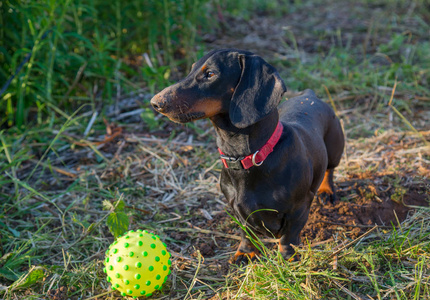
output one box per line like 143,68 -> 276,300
10,266 -> 45,290
7,226 -> 20,237
71,213 -> 91,230
0,252 -> 14,265
103,199 -> 125,211
107,212 -> 129,238
102,199 -> 114,210
115,199 -> 125,211
87,223 -> 95,233
0,267 -> 19,281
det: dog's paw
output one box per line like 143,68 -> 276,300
279,244 -> 300,262
317,191 -> 337,204
317,169 -> 338,204
231,250 -> 259,265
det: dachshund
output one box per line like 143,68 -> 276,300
151,49 -> 344,263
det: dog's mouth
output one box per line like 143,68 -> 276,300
167,112 -> 206,123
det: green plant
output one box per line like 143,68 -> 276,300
0,0 -> 213,128
103,196 -> 129,238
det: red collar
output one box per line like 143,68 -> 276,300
218,122 -> 283,170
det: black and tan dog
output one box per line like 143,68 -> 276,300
151,49 -> 344,263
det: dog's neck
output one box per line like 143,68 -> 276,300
210,110 -> 279,158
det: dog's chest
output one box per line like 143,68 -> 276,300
220,169 -> 290,211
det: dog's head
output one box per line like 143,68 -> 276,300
150,49 -> 286,128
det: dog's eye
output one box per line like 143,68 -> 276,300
205,71 -> 215,78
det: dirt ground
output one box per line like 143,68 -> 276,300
304,177 -> 429,242
175,175 -> 429,261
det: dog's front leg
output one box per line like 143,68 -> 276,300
231,229 -> 260,265
278,195 -> 313,261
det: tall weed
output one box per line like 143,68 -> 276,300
0,0 -> 211,128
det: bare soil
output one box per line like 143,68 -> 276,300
305,177 -> 429,242
180,175 -> 429,260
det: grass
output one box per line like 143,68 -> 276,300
1,0 -> 430,299
230,212 -> 430,299
0,0 -> 212,128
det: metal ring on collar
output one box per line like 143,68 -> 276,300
252,151 -> 263,166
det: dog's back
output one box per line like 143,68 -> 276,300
279,89 -> 344,171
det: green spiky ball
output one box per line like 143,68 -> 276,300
103,229 -> 171,298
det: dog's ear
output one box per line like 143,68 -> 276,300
229,54 -> 286,128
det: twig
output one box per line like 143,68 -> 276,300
387,79 -> 398,107
60,61 -> 88,106
323,85 -> 339,116
126,135 -> 207,147
332,280 -> 363,300
85,291 -> 112,300
309,237 -> 334,247
124,205 -> 151,214
115,108 -> 145,120
330,225 -> 378,257
84,111 -> 98,137
28,159 -> 77,179
314,220 -> 391,229
184,250 -> 203,300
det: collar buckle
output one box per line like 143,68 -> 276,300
219,154 -> 245,170
251,150 -> 263,166
218,121 -> 283,170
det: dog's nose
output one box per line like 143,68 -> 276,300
150,96 -> 167,112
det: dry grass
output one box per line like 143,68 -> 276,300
1,86 -> 429,298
